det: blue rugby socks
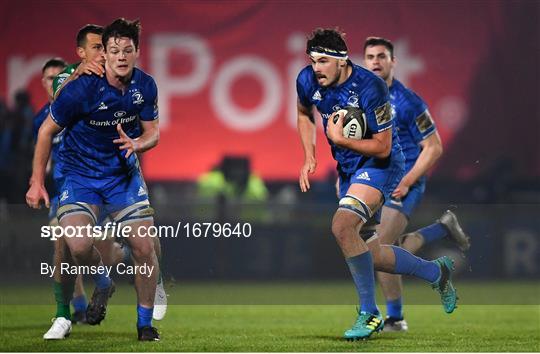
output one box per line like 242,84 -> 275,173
346,252 -> 380,315
72,294 -> 88,314
391,246 -> 440,283
386,297 -> 403,319
416,223 -> 448,244
92,271 -> 112,290
137,304 -> 153,328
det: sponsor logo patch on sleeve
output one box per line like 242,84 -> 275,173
415,110 -> 435,133
375,102 -> 392,125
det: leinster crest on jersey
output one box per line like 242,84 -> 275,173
132,91 -> 144,105
346,94 -> 359,108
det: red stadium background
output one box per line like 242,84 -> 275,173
0,1 -> 538,181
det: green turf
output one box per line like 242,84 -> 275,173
1,283 -> 539,352
3,280 -> 539,305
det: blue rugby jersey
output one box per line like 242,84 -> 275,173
389,79 -> 437,180
296,62 -> 403,173
50,67 -> 158,178
32,103 -> 64,181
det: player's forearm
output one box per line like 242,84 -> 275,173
401,144 -> 443,187
298,115 -> 316,160
30,132 -> 53,185
338,135 -> 391,159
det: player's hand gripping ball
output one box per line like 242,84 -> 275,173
333,107 -> 367,140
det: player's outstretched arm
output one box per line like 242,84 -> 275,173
74,58 -> 105,78
297,100 -> 317,192
392,131 -> 443,198
114,119 -> 160,158
53,59 -> 105,99
327,114 -> 392,159
26,116 -> 62,209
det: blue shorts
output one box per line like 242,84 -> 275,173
384,180 -> 425,219
56,167 -> 149,220
338,160 -> 404,223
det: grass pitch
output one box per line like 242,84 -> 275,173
1,282 -> 539,352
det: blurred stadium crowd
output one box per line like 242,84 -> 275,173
0,91 -> 34,204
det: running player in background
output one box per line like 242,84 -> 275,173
296,28 -> 458,340
27,18 -> 161,341
33,57 -> 94,328
33,58 -> 66,158
34,59 -> 67,139
363,37 -> 470,332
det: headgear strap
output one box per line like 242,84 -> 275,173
309,46 -> 348,60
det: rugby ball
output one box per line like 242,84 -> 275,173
333,107 -> 367,140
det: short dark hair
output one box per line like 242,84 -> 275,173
76,24 -> 104,48
102,18 -> 141,50
42,58 -> 67,73
306,28 -> 348,55
364,37 -> 394,58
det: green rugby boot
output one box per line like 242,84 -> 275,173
432,256 -> 458,313
344,311 -> 384,341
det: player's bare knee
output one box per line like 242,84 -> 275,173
130,240 -> 155,262
331,215 -> 361,245
331,218 -> 347,241
68,242 -> 93,261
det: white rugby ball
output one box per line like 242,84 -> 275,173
334,107 -> 367,140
